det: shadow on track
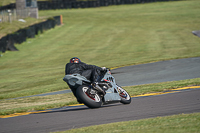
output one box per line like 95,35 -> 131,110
37,103 -> 123,114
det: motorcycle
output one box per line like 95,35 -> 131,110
63,69 -> 131,108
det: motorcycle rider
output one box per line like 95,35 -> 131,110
65,57 -> 107,97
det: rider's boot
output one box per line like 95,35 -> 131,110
92,82 -> 106,95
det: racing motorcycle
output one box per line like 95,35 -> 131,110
63,69 -> 131,108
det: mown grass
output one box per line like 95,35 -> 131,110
0,0 -> 47,6
0,17 -> 45,38
0,78 -> 200,116
0,93 -> 77,115
0,0 -> 15,6
54,112 -> 200,133
0,0 -> 200,101
125,78 -> 200,96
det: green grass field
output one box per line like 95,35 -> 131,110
1,1 -> 200,132
0,17 -> 44,38
0,0 -> 47,6
0,0 -> 15,6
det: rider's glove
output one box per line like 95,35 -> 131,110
101,67 -> 106,71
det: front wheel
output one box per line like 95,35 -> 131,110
117,85 -> 131,104
76,85 -> 102,108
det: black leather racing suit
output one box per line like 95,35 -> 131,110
65,62 -> 103,97
65,62 -> 103,82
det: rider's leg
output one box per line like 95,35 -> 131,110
91,68 -> 103,82
91,68 -> 106,95
81,69 -> 93,80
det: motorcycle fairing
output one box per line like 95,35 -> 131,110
101,70 -> 121,103
63,74 -> 91,86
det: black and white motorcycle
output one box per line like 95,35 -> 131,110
63,69 -> 131,108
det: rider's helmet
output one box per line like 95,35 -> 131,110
70,57 -> 81,63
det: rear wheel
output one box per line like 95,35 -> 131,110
76,85 -> 102,108
117,85 -> 131,104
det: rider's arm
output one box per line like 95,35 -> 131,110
82,62 -> 102,70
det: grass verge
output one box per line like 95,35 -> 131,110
53,112 -> 200,133
0,78 -> 200,116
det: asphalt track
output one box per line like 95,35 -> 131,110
0,57 -> 200,133
112,57 -> 200,86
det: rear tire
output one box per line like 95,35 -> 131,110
76,85 -> 102,108
117,85 -> 131,104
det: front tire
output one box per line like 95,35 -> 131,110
76,85 -> 102,108
117,85 -> 131,104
